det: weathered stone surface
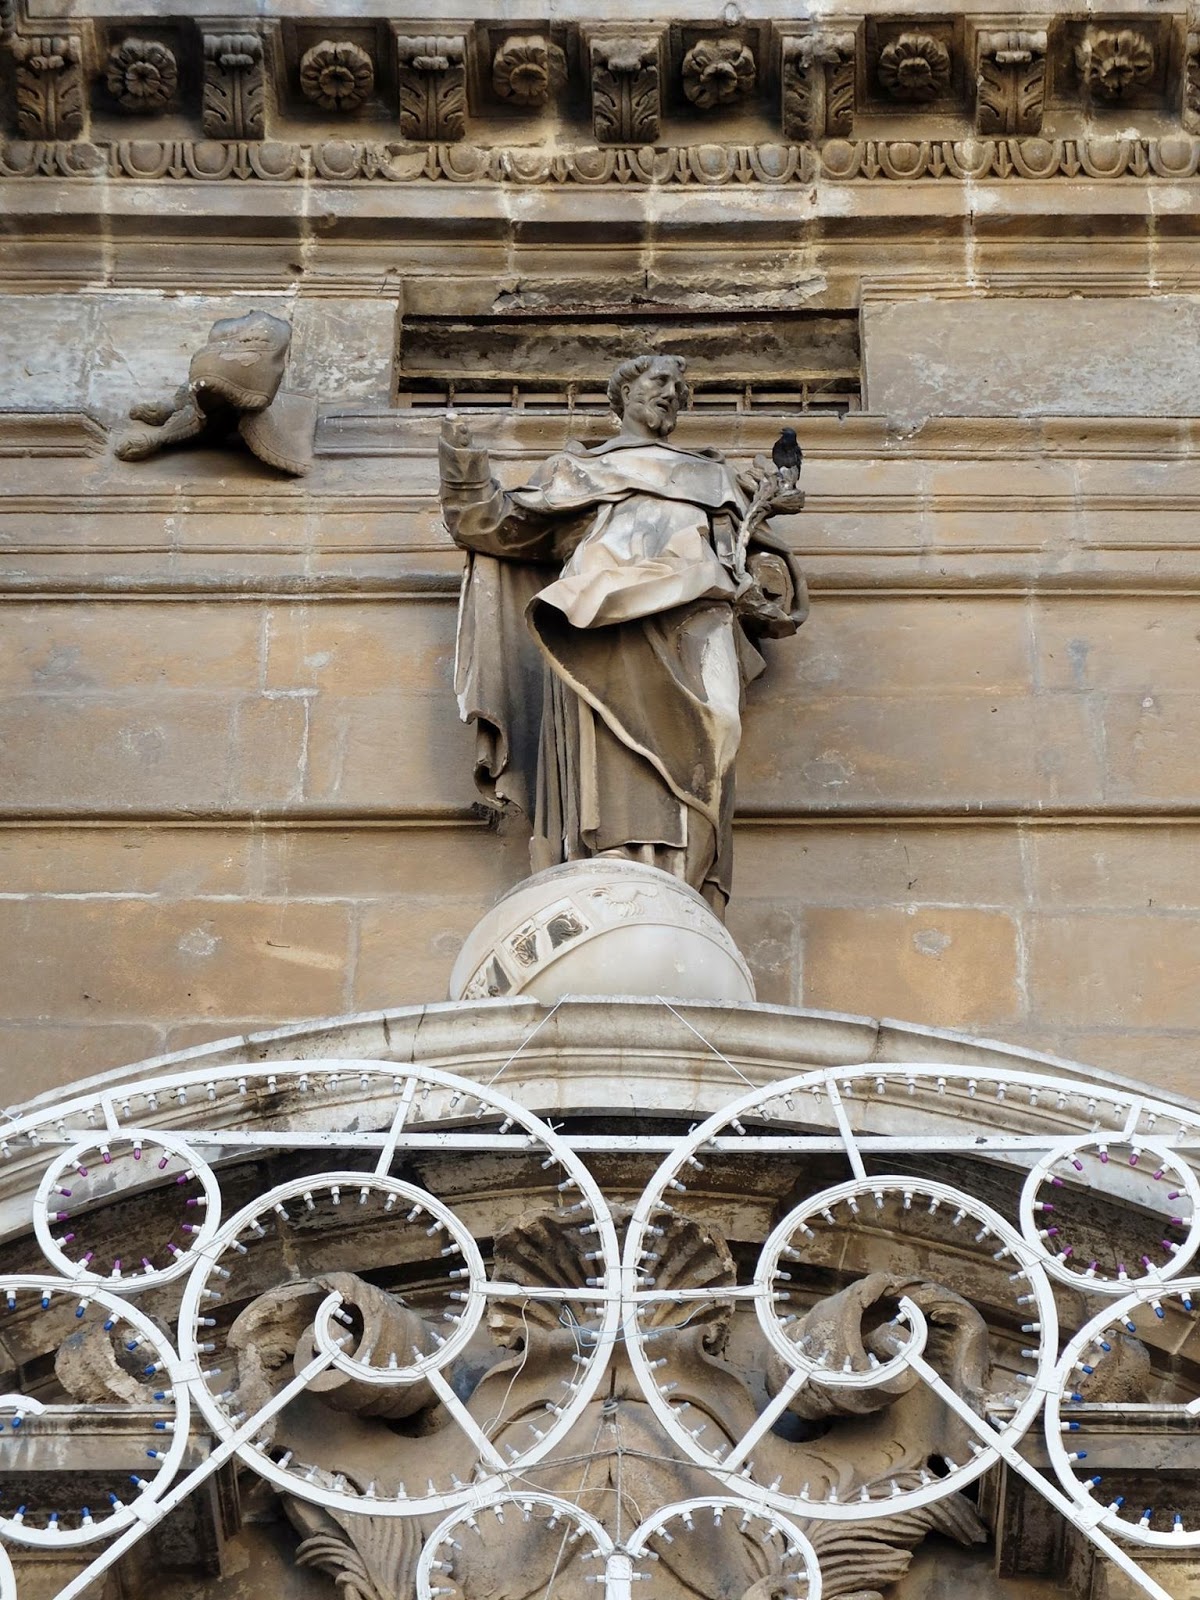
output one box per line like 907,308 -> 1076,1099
802,906 -> 1022,1028
865,296 -> 1200,426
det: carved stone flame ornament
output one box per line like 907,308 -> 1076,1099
0,1048 -> 1191,1600
877,32 -> 952,102
492,35 -> 563,106
299,40 -> 375,114
682,37 -> 757,110
1075,28 -> 1155,100
105,38 -> 179,112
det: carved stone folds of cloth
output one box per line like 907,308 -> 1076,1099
441,433 -> 805,909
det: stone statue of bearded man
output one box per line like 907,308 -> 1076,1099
439,354 -> 807,914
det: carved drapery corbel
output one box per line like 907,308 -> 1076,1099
781,31 -> 856,139
203,31 -> 265,139
588,32 -> 662,144
681,36 -> 756,110
394,34 -> 466,142
976,29 -> 1046,135
11,33 -> 84,139
1075,27 -> 1155,101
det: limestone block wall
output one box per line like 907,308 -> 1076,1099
1,171 -> 1199,1099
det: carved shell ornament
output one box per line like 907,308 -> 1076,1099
106,38 -> 178,111
1075,28 -> 1155,100
682,37 -> 757,109
299,40 -> 375,113
492,35 -> 563,105
877,33 -> 952,102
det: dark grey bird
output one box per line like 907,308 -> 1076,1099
771,426 -> 803,489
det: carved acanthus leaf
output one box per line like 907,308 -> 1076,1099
395,34 -> 466,142
1075,28 -> 1155,101
589,33 -> 661,144
976,30 -> 1046,136
11,33 -> 84,139
1186,33 -> 1200,132
682,37 -> 757,110
203,31 -> 265,139
781,31 -> 855,139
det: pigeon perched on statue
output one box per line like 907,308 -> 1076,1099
771,426 -> 803,488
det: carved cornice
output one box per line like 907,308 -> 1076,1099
0,13 -> 1197,149
8,135 -> 1200,185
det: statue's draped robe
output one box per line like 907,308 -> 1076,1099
441,434 -> 806,908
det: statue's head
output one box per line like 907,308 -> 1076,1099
608,354 -> 689,439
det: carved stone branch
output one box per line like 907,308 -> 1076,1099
781,31 -> 855,139
682,37 -> 756,111
976,29 -> 1046,135
11,33 -> 84,139
588,32 -> 662,144
878,32 -> 952,102
395,34 -> 466,141
203,31 -> 265,139
1075,28 -> 1155,101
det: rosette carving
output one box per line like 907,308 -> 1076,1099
492,35 -> 564,107
1075,28 -> 1155,101
106,38 -> 178,113
299,40 -> 375,114
682,37 -> 757,110
878,33 -> 952,102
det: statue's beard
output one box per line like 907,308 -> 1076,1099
626,398 -> 678,437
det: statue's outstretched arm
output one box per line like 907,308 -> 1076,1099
438,413 -> 560,560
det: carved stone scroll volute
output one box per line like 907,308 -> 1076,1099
976,29 -> 1046,135
203,31 -> 266,139
781,31 -> 856,139
588,32 -> 663,144
11,33 -> 84,140
394,34 -> 466,142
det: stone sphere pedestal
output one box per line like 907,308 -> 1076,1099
448,859 -> 756,1004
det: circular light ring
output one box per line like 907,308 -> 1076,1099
625,1497 -> 823,1599
1019,1137 -> 1200,1293
0,1277 -> 189,1547
177,1069 -> 621,1519
1046,1278 -> 1200,1546
32,1131 -> 221,1292
415,1492 -> 611,1600
626,1078 -> 1060,1522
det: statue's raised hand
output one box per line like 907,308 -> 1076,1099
438,410 -> 491,495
